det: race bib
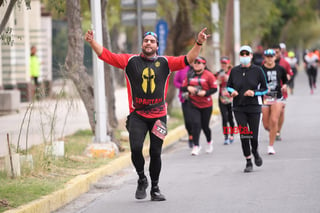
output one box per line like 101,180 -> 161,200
151,119 -> 167,140
263,91 -> 277,105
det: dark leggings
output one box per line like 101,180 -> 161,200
181,101 -> 192,137
288,67 -> 297,89
306,67 -> 317,89
128,113 -> 166,182
188,103 -> 212,146
233,111 -> 261,157
218,100 -> 235,139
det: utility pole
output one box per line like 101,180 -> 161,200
86,0 -> 118,158
233,0 -> 240,65
90,0 -> 108,143
137,0 -> 142,50
211,2 -> 220,71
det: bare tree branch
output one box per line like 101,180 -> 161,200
0,0 -> 18,34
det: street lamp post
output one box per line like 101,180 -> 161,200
85,0 -> 118,158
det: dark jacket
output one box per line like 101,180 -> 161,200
227,64 -> 268,113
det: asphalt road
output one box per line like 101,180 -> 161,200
55,70 -> 320,213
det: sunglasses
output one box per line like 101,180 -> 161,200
265,55 -> 275,58
240,51 -> 250,56
194,59 -> 206,64
144,31 -> 158,39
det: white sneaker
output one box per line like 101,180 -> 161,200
206,141 -> 213,153
191,146 -> 201,156
268,146 -> 276,155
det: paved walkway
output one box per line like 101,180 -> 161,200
0,86 -> 128,157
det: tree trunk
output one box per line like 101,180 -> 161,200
65,0 -> 96,132
223,0 -> 234,62
101,0 -> 118,129
163,0 -> 195,113
101,0 -> 123,150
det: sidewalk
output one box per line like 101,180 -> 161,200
0,86 -> 129,157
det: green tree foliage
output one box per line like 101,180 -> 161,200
259,0 -> 320,48
240,0 -> 280,46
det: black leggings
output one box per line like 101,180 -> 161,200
188,103 -> 212,146
306,67 -> 317,89
218,100 -> 235,139
128,113 -> 166,182
233,111 -> 261,158
181,101 -> 192,137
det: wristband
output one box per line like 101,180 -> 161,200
196,40 -> 203,46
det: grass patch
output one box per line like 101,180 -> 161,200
0,107 -> 184,212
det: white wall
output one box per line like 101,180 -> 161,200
40,16 -> 52,81
0,0 -> 52,87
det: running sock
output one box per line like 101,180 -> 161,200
138,171 -> 146,180
151,180 -> 159,188
246,158 -> 252,164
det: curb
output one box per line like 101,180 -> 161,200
4,124 -> 188,213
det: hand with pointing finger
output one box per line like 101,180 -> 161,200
196,27 -> 210,45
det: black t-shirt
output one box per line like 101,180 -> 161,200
227,64 -> 268,112
261,64 -> 288,99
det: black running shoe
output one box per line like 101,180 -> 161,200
244,161 -> 253,173
253,152 -> 263,167
135,177 -> 148,199
150,186 -> 166,201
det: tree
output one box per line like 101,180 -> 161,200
0,0 -> 31,40
0,0 -> 18,35
157,0 -> 213,112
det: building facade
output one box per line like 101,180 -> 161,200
0,0 -> 52,95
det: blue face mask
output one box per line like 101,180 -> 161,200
239,56 -> 251,66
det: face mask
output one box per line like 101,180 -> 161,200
239,56 -> 251,66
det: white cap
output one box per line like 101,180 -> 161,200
279,43 -> 286,49
239,45 -> 252,54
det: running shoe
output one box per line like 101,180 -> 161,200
268,146 -> 276,155
150,186 -> 166,201
276,132 -> 282,141
206,141 -> 213,153
244,160 -> 253,173
135,177 -> 148,199
253,152 -> 263,167
223,139 -> 230,145
229,136 -> 234,144
191,145 -> 201,155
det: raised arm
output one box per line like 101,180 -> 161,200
186,28 -> 210,65
85,30 -> 103,56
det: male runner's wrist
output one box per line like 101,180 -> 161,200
196,40 -> 203,46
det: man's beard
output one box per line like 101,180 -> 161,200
142,47 -> 157,57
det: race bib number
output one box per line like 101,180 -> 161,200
151,119 -> 167,140
263,91 -> 277,105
